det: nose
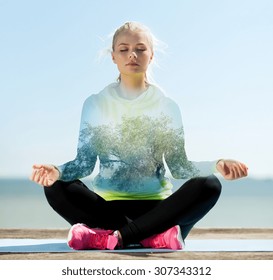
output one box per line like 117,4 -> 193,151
129,51 -> 137,59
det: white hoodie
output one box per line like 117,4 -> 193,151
57,83 -> 217,200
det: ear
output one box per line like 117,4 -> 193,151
111,52 -> 117,64
149,52 -> 154,63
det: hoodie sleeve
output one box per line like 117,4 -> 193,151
57,96 -> 99,181
163,99 -> 218,179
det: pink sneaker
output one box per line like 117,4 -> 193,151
140,225 -> 184,250
67,223 -> 118,250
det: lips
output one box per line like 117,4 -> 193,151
126,62 -> 139,66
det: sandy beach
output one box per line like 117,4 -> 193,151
0,228 -> 272,260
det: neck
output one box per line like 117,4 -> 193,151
118,75 -> 148,100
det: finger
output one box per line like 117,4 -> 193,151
41,170 -> 53,187
38,170 -> 50,185
41,176 -> 49,187
235,162 -> 245,178
217,161 -> 228,176
227,168 -> 236,180
32,164 -> 43,169
31,166 -> 44,177
32,169 -> 39,182
33,169 -> 43,183
241,163 -> 249,176
232,163 -> 247,179
37,176 -> 44,185
45,177 -> 55,187
37,173 -> 46,185
33,164 -> 52,172
236,163 -> 248,177
224,165 -> 237,180
40,167 -> 46,178
29,171 -> 36,181
42,172 -> 51,187
236,164 -> 243,176
232,165 -> 241,179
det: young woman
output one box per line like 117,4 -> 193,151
30,22 -> 248,250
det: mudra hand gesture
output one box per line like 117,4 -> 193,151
216,159 -> 248,180
30,164 -> 60,187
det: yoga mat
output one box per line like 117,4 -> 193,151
0,239 -> 273,252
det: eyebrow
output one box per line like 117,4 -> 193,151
117,43 -> 147,47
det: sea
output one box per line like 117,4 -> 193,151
0,177 -> 272,229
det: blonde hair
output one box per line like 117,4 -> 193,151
112,22 -> 154,52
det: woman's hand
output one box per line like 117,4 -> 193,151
216,159 -> 248,180
30,164 -> 60,187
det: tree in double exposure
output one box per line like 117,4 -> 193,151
75,115 -> 198,190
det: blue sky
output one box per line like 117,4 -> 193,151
0,0 -> 272,178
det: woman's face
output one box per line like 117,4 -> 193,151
112,30 -> 153,79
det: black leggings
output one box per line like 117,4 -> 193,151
44,175 -> 221,246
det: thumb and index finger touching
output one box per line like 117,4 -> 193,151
217,159 -> 248,180
30,164 -> 58,187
